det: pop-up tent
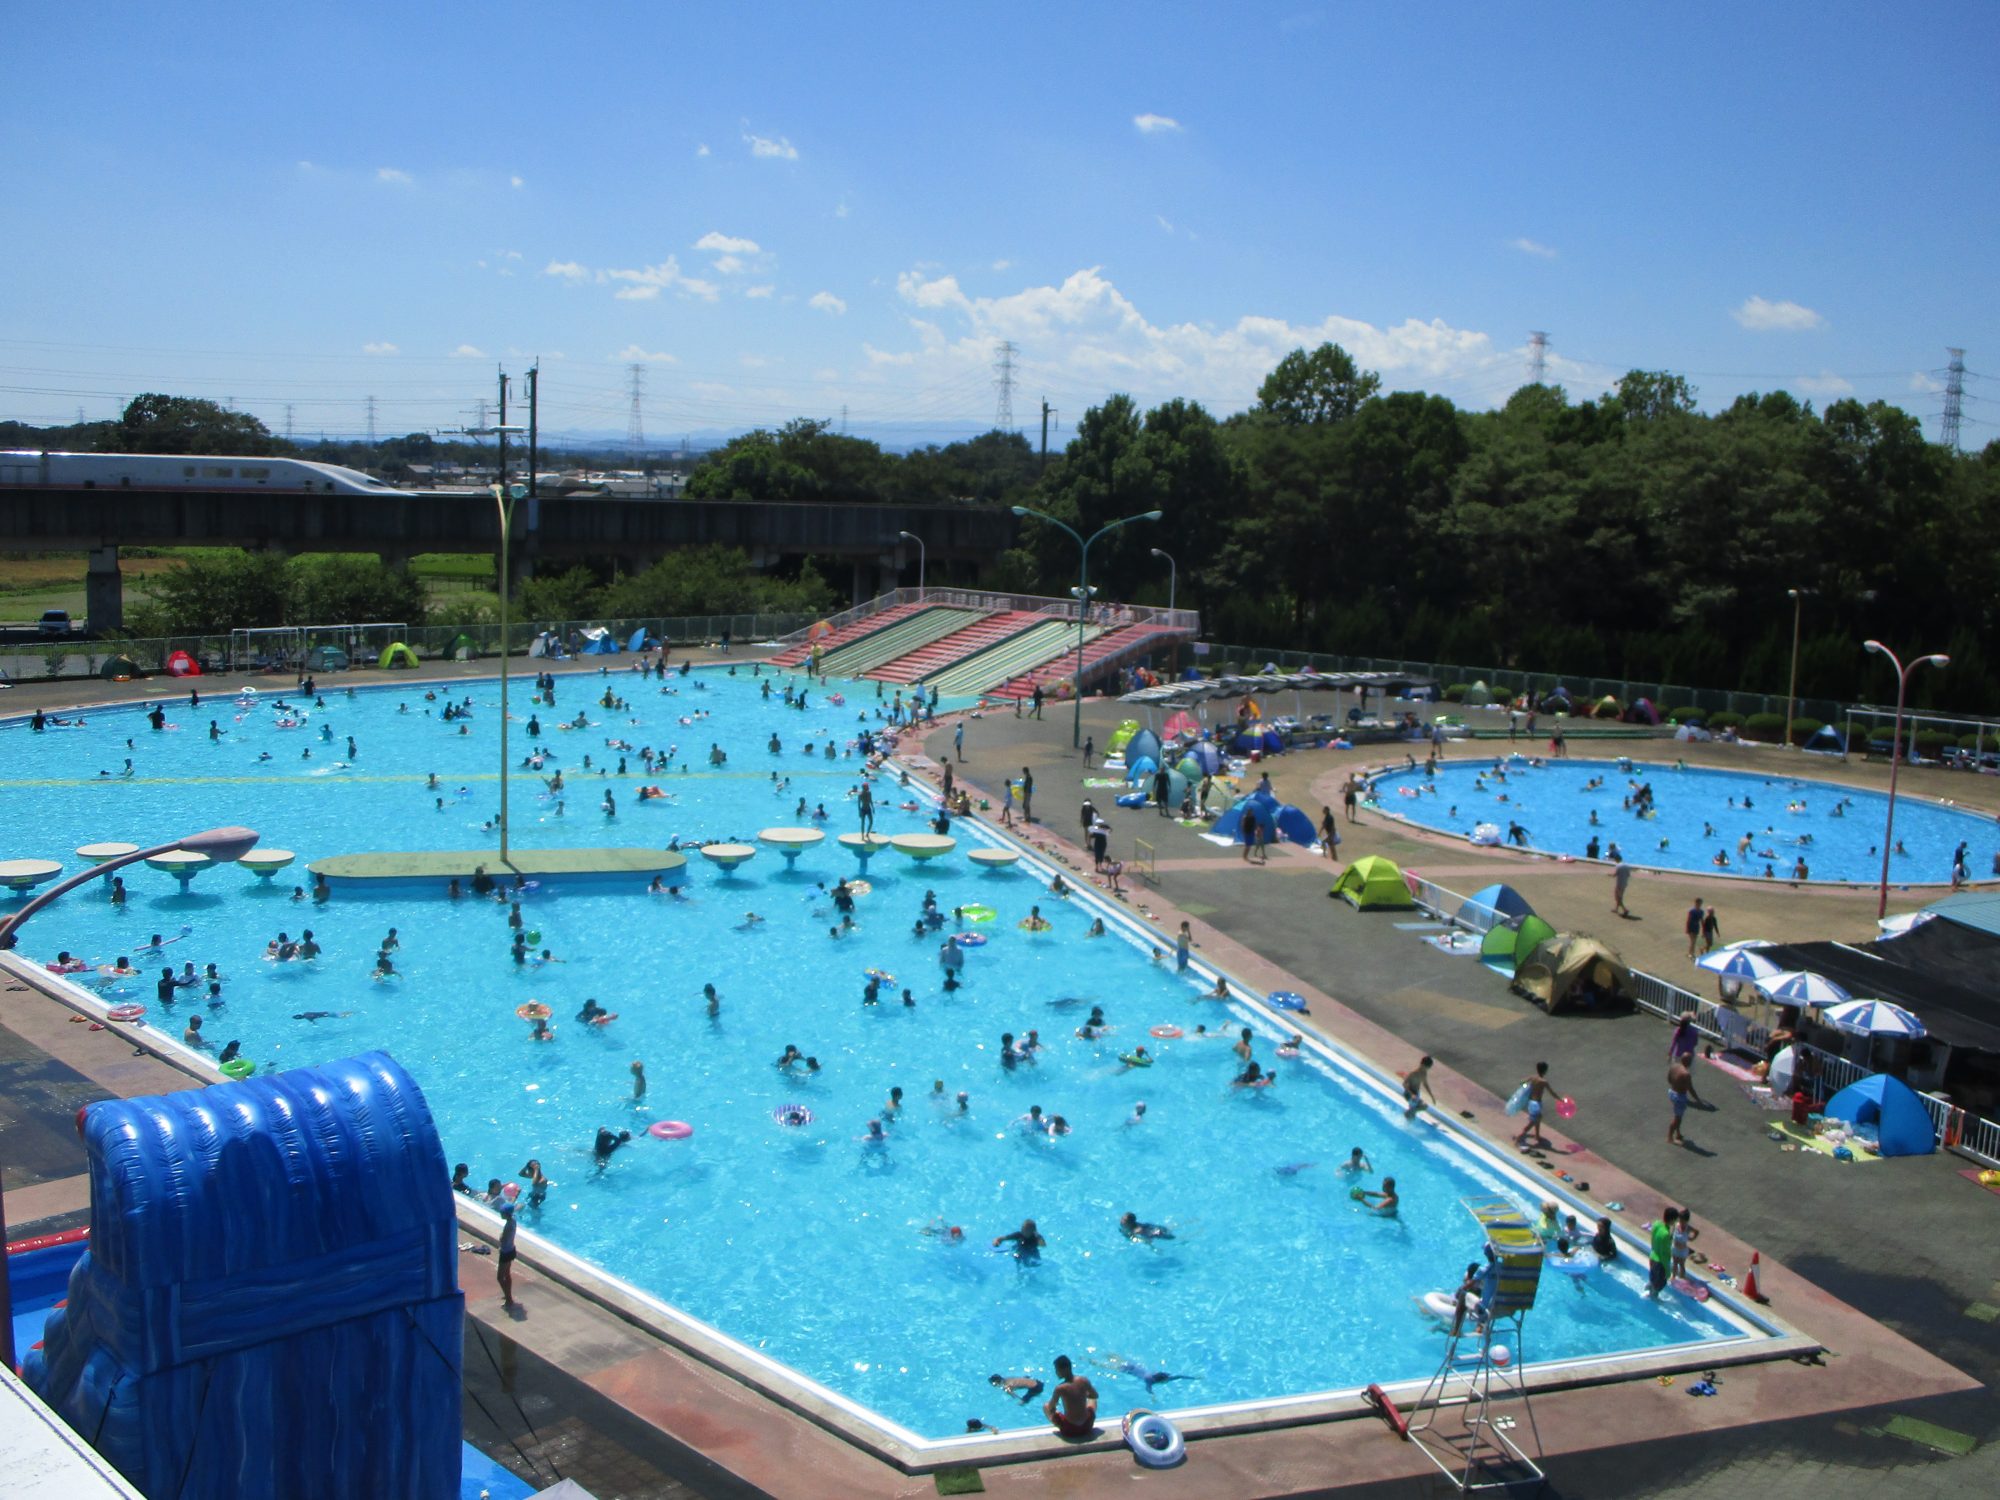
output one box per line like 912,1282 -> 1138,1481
1674,722 -> 1713,742
579,628 -> 620,655
1213,788 -> 1280,842
1162,711 -> 1200,739
1805,725 -> 1847,754
1107,720 -> 1141,756
1823,1074 -> 1937,1157
307,644 -> 350,672
1458,883 -> 1534,929
1627,697 -> 1660,725
378,642 -> 419,669
448,632 -> 479,661
1125,728 -> 1162,768
626,626 -> 651,653
1185,741 -> 1225,774
98,654 -> 140,680
1510,914 -> 1559,971
1271,803 -> 1318,847
1332,855 -> 1415,910
164,650 -> 202,677
1514,933 -> 1637,1014
1125,754 -> 1160,785
1481,920 -> 1526,970
1538,686 -> 1573,714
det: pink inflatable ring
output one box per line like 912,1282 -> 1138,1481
649,1120 -> 694,1140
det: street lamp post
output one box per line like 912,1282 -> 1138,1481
491,480 -> 528,865
1784,588 -> 1810,749
1863,640 -> 1948,918
1012,506 -> 1162,748
897,530 -> 926,596
1151,546 -> 1178,679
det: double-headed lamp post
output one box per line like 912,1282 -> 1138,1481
1863,639 -> 1948,919
1012,506 -> 1162,748
897,529 -> 926,596
491,478 -> 529,864
1151,546 -> 1178,678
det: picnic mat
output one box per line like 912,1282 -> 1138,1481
1959,1167 -> 2000,1198
1770,1122 -> 1882,1162
1739,1081 -> 1790,1112
1703,1053 -> 1766,1084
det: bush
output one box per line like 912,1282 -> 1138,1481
1915,729 -> 1954,757
1443,683 -> 1469,702
1706,709 -> 1744,730
1960,732 -> 1992,751
1743,713 -> 1787,741
1786,717 -> 1826,746
1665,706 -> 1704,724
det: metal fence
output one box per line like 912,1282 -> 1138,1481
0,612 -> 818,684
774,587 -> 1201,648
1406,871 -> 2000,1169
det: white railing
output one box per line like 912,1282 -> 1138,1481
1407,869 -> 2000,1168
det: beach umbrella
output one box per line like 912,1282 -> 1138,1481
1754,970 -> 1852,1009
1716,938 -> 1775,953
1820,999 -> 1926,1039
1877,910 -> 1937,936
1695,947 -> 1784,982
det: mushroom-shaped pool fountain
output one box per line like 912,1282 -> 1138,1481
76,842 -> 140,887
700,843 -> 758,876
0,859 -> 64,895
237,849 -> 299,881
758,827 -> 825,870
145,849 -> 212,893
890,832 -> 957,863
837,832 -> 894,867
967,847 -> 1020,872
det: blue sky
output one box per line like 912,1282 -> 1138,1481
5,3 -> 1996,447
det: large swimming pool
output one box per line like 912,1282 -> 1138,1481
2,671 -> 1752,1440
1374,756 -> 1995,885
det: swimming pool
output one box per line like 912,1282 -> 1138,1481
1374,756 -> 1995,885
2,673 -> 1757,1441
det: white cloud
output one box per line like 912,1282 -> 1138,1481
501,249 -> 522,260
695,232 -> 761,256
615,345 -> 677,364
745,284 -> 776,299
1155,215 -> 1175,234
745,133 -> 799,160
1909,371 -> 1943,394
510,174 -> 525,189
835,201 -> 849,219
679,276 -> 720,301
1134,113 -> 1182,134
696,143 -> 711,157
1734,296 -> 1824,332
809,291 -> 847,315
615,285 -> 661,301
543,260 -> 590,281
739,354 -> 770,369
1793,371 -> 1855,397
711,256 -> 745,275
878,265 -> 1518,410
1509,236 -> 1557,259
377,167 -> 413,185
992,259 -> 1013,272
450,344 -> 486,358
362,341 -> 398,356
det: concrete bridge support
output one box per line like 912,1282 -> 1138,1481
85,546 -> 122,632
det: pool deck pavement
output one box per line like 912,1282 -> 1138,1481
4,657 -> 1996,1497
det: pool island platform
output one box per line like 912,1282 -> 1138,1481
309,847 -> 688,887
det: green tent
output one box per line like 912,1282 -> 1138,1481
448,632 -> 479,661
1511,914 -> 1559,972
378,642 -> 419,669
1331,855 -> 1415,910
1107,720 -> 1141,755
1480,921 -> 1523,967
98,654 -> 140,680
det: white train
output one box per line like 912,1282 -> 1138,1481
0,451 -> 404,495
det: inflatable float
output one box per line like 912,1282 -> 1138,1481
1121,1409 -> 1184,1468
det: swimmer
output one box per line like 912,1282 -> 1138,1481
592,1127 -> 632,1166
989,1373 -> 1044,1402
1232,1061 -> 1268,1088
1119,1212 -> 1174,1242
1125,1101 -> 1148,1127
289,1010 -> 351,1023
1356,1176 -> 1399,1215
1087,917 -> 1106,937
1339,1147 -> 1373,1174
1093,1355 -> 1197,1393
528,1016 -> 555,1042
992,1218 -> 1046,1261
1208,975 -> 1230,1000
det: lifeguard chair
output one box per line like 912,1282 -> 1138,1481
1406,1195 -> 1547,1491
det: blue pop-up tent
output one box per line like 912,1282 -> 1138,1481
1124,728 -> 1162,768
1125,754 -> 1160,784
1823,1074 -> 1937,1157
1458,882 -> 1534,928
627,626 -> 651,652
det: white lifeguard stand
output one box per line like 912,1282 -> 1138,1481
1405,1195 -> 1546,1492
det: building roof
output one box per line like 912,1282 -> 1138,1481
1924,890 -> 2000,941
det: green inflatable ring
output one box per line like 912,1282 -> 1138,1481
220,1058 -> 256,1080
961,904 -> 998,923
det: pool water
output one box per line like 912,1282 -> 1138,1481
2,673 -> 1745,1439
1376,756 -> 1995,885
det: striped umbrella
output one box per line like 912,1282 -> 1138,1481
1754,970 -> 1852,1009
1820,998 -> 1926,1039
1695,947 -> 1784,982
1877,910 -> 1938,936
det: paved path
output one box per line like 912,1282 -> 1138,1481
923,697 -> 1998,1497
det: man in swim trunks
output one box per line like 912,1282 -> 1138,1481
1119,1212 -> 1174,1242
1403,1055 -> 1437,1118
989,1372 -> 1045,1402
993,1218 -> 1046,1261
1043,1354 -> 1097,1437
1357,1177 -> 1399,1216
1514,1061 -> 1553,1149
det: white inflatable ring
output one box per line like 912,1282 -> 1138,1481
1422,1290 -> 1482,1321
1121,1408 -> 1184,1468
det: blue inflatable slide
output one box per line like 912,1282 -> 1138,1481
23,1052 -> 463,1500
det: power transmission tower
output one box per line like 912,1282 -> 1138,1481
994,341 -> 1018,431
75,405 -> 85,425
1941,347 -> 1966,451
1528,331 -> 1548,386
627,363 -> 647,458
365,395 -> 378,444
476,399 -> 489,430
840,403 -> 848,434
284,403 -> 295,442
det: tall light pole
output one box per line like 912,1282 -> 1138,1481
1784,588 -> 1810,749
490,477 -> 528,864
1863,640 -> 1948,918
1151,546 -> 1178,680
897,529 -> 926,596
1012,505 -> 1162,747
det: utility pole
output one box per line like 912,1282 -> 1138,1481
1941,347 -> 1966,451
994,341 -> 1017,431
1528,331 -> 1548,386
496,370 -> 510,490
284,403 -> 295,442
627,362 -> 646,459
526,364 -> 539,497
1039,399 -> 1057,472
365,395 -> 378,444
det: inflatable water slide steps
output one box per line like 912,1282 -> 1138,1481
816,607 -> 986,678
768,600 -> 933,668
925,618 -> 1106,698
987,623 -> 1182,699
868,610 -> 1045,684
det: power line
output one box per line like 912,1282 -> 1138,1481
1941,347 -> 1966,451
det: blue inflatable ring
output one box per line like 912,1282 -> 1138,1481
1267,991 -> 1308,1012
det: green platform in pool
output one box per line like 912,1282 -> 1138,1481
311,848 -> 688,884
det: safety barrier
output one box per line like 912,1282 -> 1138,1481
775,587 -> 1199,647
1132,838 -> 1158,886
1407,869 -> 2000,1168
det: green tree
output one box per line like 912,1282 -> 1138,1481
128,551 -> 293,634
110,394 -> 285,456
288,555 -> 428,628
1253,343 -> 1382,425
517,566 -> 605,622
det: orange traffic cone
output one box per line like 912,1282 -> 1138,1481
1743,1250 -> 1765,1303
